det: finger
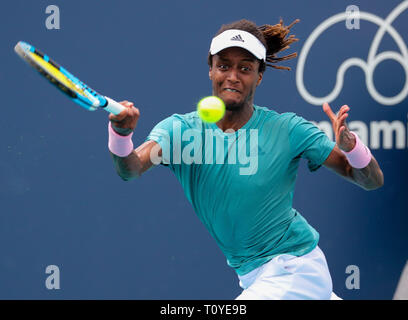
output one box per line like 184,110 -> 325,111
128,107 -> 139,120
336,107 -> 344,117
119,101 -> 134,109
109,107 -> 129,121
109,113 -> 122,122
335,113 -> 348,131
337,105 -> 350,118
339,112 -> 349,123
322,102 -> 336,122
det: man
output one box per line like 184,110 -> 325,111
107,19 -> 384,299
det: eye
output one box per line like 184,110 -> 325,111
217,64 -> 229,71
241,66 -> 252,72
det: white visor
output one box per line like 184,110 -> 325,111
210,29 -> 266,61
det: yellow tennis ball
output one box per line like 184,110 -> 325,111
197,96 -> 225,123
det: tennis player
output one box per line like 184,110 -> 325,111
107,19 -> 384,300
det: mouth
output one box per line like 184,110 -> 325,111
223,88 -> 241,93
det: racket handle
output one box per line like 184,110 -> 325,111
103,97 -> 126,115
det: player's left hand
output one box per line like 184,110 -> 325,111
322,102 -> 356,152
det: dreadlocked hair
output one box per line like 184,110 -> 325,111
208,18 -> 300,72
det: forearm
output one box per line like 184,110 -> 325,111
341,131 -> 384,190
109,139 -> 158,180
322,104 -> 384,191
110,150 -> 143,181
324,147 -> 384,191
349,156 -> 384,191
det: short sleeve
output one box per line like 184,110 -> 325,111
288,113 -> 336,172
145,114 -> 187,168
146,117 -> 172,164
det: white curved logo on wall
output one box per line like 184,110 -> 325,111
296,1 -> 408,106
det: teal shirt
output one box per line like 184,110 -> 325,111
146,105 -> 336,276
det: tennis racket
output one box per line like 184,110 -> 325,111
14,41 -> 126,115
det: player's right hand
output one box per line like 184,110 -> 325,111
109,101 -> 140,136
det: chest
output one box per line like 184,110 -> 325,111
186,129 -> 296,194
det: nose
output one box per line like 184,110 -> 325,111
226,68 -> 239,83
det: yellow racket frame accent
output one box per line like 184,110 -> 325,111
29,51 -> 87,97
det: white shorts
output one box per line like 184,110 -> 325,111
235,246 -> 333,300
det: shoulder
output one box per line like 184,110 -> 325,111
168,110 -> 199,120
277,111 -> 306,123
254,104 -> 280,118
154,110 -> 202,131
254,105 -> 306,127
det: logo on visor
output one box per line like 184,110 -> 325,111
230,34 -> 244,42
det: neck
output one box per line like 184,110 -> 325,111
215,101 -> 254,132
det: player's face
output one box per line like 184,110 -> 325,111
209,47 -> 263,110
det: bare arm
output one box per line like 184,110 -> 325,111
108,101 -> 162,181
322,103 -> 384,191
323,145 -> 384,190
110,140 -> 160,181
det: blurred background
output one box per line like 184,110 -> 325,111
0,0 -> 407,299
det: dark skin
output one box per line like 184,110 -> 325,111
322,102 -> 384,190
208,47 -> 262,131
108,47 -> 384,190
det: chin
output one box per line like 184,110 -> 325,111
225,102 -> 244,111
221,97 -> 244,111
226,97 -> 247,110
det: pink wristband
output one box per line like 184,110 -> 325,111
341,131 -> 372,169
108,122 -> 134,157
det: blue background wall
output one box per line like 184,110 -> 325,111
0,0 -> 407,299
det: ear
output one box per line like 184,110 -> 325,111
256,72 -> 263,86
209,66 -> 213,80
